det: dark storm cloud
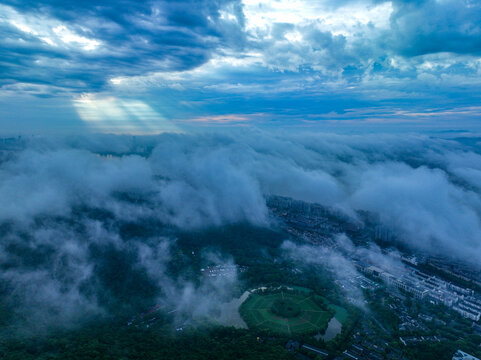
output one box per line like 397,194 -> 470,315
259,0 -> 481,75
277,0 -> 481,76
316,0 -> 481,58
387,0 -> 481,56
0,0 -> 245,90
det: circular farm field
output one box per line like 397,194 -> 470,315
239,290 -> 334,336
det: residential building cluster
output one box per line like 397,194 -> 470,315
200,264 -> 247,278
358,264 -> 481,321
428,256 -> 481,288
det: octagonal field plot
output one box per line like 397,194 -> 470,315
239,290 -> 333,336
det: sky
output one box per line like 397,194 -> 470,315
1,0 -> 481,134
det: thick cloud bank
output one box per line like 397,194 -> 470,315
1,131 -> 481,330
4,131 -> 479,256
282,234 -> 408,307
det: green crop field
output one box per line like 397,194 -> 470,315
240,289 -> 338,336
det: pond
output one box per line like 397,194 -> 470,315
314,317 -> 342,342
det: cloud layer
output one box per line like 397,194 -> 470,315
1,0 -> 481,131
2,131 -> 481,258
1,131 -> 481,330
0,0 -> 245,90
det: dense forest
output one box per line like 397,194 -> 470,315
0,323 -> 294,360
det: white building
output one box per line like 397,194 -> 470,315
452,305 -> 481,321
